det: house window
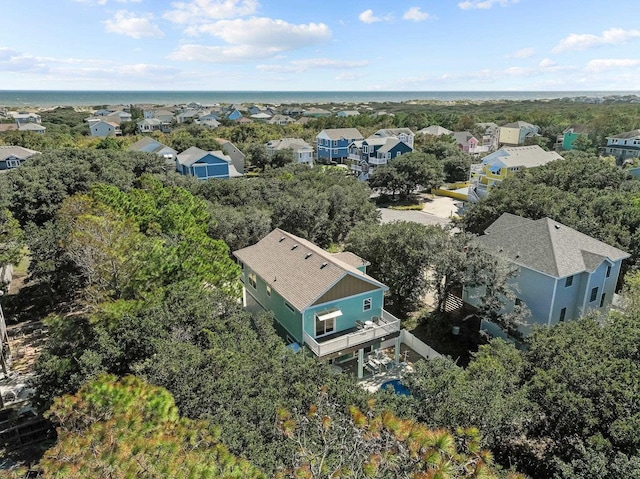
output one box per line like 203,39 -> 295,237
284,302 -> 295,312
565,276 -> 573,287
600,293 -> 606,308
266,285 -> 271,297
363,145 -> 369,154
590,287 -> 598,303
396,151 -> 401,157
363,298 -> 372,312
559,307 -> 566,322
315,316 -> 335,336
248,272 -> 257,289
515,298 -> 522,306
606,265 -> 611,278
333,140 -> 337,146
6,159 -> 20,168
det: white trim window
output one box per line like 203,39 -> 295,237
363,298 -> 372,312
248,272 -> 257,289
315,316 -> 335,336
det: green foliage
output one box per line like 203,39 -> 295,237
346,221 -> 447,315
370,151 -> 444,199
41,374 -> 266,478
276,388 -> 521,478
1,148 -> 168,226
404,275 -> 640,479
461,154 -> 640,268
197,165 -> 378,248
0,209 -> 24,268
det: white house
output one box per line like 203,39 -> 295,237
266,138 -> 314,165
89,120 -> 121,137
463,213 -> 630,337
603,129 -> 640,161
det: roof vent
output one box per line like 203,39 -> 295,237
291,244 -> 298,250
554,224 -> 560,229
279,236 -> 285,242
320,262 -> 328,269
305,253 -> 312,259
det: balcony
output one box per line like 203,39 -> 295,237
369,157 -> 388,166
348,153 -> 364,162
302,309 -> 401,358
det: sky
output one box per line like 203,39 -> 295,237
2,0 -> 640,91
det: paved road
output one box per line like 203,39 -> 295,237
378,208 -> 453,228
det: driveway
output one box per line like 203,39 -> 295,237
378,208 -> 452,228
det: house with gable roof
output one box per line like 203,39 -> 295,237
128,137 -> 177,165
462,213 -> 630,337
348,134 -> 413,180
266,138 -> 314,165
498,121 -> 540,146
175,146 -> 243,180
234,229 -> 401,378
0,146 -> 39,171
469,145 -> 563,200
372,128 -> 415,149
603,129 -> 640,161
418,125 -> 452,137
89,120 -> 121,137
316,128 -> 364,163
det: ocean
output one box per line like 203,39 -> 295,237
0,90 -> 638,108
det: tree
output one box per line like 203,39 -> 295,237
40,374 -> 266,479
346,221 -> 447,315
276,386 -> 524,479
0,209 -> 24,269
370,152 -> 444,199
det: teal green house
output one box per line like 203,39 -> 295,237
558,125 -> 590,150
234,229 -> 401,378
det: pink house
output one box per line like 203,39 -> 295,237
452,131 -> 488,154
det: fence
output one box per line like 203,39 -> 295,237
380,329 -> 442,360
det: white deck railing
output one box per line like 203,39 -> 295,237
303,309 -> 401,357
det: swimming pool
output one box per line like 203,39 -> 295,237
380,379 -> 410,396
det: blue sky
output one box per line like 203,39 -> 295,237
2,0 -> 640,91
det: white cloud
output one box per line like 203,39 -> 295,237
195,17 -> 330,47
257,58 -> 368,73
506,47 -> 535,59
586,58 -> 640,72
164,0 -> 258,24
539,58 -> 557,69
169,17 -> 331,62
403,7 -> 430,21
335,72 -> 364,81
359,9 -> 381,23
168,44 -> 278,62
458,0 -> 518,10
104,10 -> 164,38
553,28 -> 640,53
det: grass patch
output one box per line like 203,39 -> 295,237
388,203 -> 424,211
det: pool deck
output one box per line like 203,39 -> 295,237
359,362 -> 414,393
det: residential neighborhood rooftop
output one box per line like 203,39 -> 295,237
234,229 -> 386,311
479,213 -> 630,277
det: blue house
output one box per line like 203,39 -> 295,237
0,146 -> 39,171
348,137 -> 413,180
234,229 -> 401,377
316,128 -> 364,163
175,146 -> 243,180
463,213 -> 630,338
227,109 -> 243,121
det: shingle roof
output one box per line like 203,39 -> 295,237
376,138 -> 403,154
607,129 -> 640,140
176,146 -> 231,167
502,121 -> 537,129
418,125 -> 452,136
0,145 -> 39,162
319,128 -> 364,141
478,213 -> 630,277
332,251 -> 370,269
481,145 -> 563,168
452,131 -> 476,146
374,128 -> 414,138
267,138 -> 312,151
234,229 -> 387,311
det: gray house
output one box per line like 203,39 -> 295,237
463,213 -> 630,337
128,137 -> 177,165
0,146 -> 39,170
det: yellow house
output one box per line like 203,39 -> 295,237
469,146 -> 564,201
